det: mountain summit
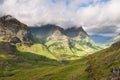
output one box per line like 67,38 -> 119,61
0,15 -> 15,21
0,15 -> 32,43
29,24 -> 89,40
64,27 -> 88,38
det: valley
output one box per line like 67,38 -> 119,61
0,15 -> 120,80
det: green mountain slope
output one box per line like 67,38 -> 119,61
16,43 -> 57,59
0,15 -> 56,60
2,41 -> 120,80
0,42 -> 61,78
0,15 -> 100,60
1,15 -> 119,80
30,25 -> 101,60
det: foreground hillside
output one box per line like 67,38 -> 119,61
1,41 -> 120,80
0,42 -> 61,78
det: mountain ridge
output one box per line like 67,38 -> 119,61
0,15 -> 100,60
29,24 -> 89,39
29,24 -> 101,60
0,15 -> 32,44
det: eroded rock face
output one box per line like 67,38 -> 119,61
63,27 -> 88,38
0,15 -> 32,43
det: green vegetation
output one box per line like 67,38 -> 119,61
16,43 -> 57,59
45,35 -> 101,60
0,42 -> 120,80
0,15 -> 119,80
0,42 -> 62,79
30,24 -> 101,60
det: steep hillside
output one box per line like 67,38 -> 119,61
29,24 -> 63,40
45,26 -> 72,60
0,42 -> 60,78
0,16 -> 60,78
0,15 -> 32,43
29,25 -> 100,60
0,15 -> 56,59
63,27 -> 88,38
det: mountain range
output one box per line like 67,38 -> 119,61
29,24 -> 101,60
0,15 -> 101,60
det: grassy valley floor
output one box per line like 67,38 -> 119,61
0,42 -> 120,80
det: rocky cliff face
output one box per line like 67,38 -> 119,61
0,15 -> 32,44
63,27 -> 88,38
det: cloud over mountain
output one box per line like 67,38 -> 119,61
0,0 -> 120,37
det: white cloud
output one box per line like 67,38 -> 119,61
0,0 -> 120,37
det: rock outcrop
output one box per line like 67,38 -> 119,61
0,15 -> 32,44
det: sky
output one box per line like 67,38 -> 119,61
0,0 -> 120,37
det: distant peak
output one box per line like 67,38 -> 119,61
4,15 -> 13,17
0,15 -> 15,21
78,26 -> 84,29
40,24 -> 59,27
63,26 -> 88,38
65,26 -> 84,31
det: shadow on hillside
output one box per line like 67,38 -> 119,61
0,42 -> 63,66
0,42 -> 65,77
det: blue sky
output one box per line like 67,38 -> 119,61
51,0 -> 71,5
50,0 -> 110,7
0,0 -> 120,38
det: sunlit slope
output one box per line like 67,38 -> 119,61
0,15 -> 56,60
16,43 -> 57,59
5,42 -> 120,80
30,25 -> 101,60
0,42 -> 60,79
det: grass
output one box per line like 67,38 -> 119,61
45,37 -> 100,60
16,43 -> 57,59
0,42 -> 62,79
0,42 -> 120,80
